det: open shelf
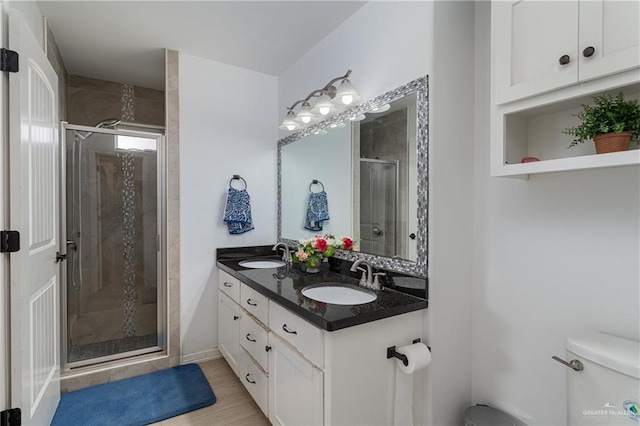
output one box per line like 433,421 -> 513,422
491,79 -> 640,177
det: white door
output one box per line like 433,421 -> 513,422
493,0 -> 579,104
268,333 -> 323,426
8,9 -> 60,426
578,0 -> 640,82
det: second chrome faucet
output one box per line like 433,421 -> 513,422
350,259 -> 384,290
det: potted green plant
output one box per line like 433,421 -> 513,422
563,93 -> 640,154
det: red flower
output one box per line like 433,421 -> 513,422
314,238 -> 328,252
342,237 -> 353,250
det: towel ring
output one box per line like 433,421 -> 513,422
308,179 -> 325,193
229,175 -> 247,190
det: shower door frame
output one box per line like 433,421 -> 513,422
60,122 -> 167,370
358,158 -> 401,258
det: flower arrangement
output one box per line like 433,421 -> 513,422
293,234 -> 355,272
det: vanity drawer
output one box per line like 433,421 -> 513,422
219,270 -> 240,303
240,313 -> 269,371
269,301 -> 324,368
241,283 -> 269,325
239,349 -> 268,417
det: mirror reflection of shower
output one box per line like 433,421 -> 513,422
64,122 -> 164,368
358,102 -> 412,259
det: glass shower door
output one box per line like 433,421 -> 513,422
64,125 -> 164,368
359,159 -> 399,257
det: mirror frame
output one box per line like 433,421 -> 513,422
277,75 -> 428,278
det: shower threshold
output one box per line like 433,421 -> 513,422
67,334 -> 161,368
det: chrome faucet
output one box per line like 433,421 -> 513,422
350,259 -> 375,289
272,242 -> 292,262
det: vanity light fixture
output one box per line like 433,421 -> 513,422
334,78 -> 362,106
279,69 -> 362,132
296,101 -> 316,124
279,110 -> 302,131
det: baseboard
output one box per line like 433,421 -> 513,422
181,348 -> 221,364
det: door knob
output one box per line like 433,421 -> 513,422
559,55 -> 571,65
56,252 -> 67,263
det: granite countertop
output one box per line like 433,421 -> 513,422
217,249 -> 428,332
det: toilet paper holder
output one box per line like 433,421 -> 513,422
387,339 -> 429,366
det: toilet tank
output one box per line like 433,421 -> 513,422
566,332 -> 640,425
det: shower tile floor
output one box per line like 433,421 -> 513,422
68,333 -> 158,363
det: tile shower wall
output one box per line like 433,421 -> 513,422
67,75 -> 165,126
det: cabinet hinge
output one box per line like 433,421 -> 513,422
0,408 -> 22,426
0,230 -> 20,253
0,49 -> 19,73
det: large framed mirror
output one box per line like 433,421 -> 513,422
278,76 -> 428,277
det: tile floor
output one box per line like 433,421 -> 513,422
152,358 -> 270,425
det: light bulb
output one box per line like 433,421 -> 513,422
312,93 -> 336,116
296,101 -> 315,125
342,95 -> 354,105
286,123 -> 296,131
333,79 -> 362,107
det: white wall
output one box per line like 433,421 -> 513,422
278,1 -> 432,140
279,2 -> 476,424
425,1 -> 476,425
471,2 -> 640,425
281,124 -> 352,239
179,53 -> 278,361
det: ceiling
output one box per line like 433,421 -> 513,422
37,1 -> 366,90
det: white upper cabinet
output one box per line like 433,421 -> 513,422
494,0 -> 640,105
578,1 -> 640,81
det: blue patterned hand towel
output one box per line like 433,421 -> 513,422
223,188 -> 254,234
305,191 -> 330,231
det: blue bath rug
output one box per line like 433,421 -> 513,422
51,363 -> 216,426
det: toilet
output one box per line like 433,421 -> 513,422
566,332 -> 640,425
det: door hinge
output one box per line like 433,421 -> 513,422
0,48 -> 19,73
0,408 -> 22,426
0,230 -> 20,253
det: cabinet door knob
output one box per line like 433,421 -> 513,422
245,373 -> 256,384
247,299 -> 258,306
559,54 -> 571,65
223,282 -> 233,287
409,233 -> 416,240
265,345 -> 272,352
233,315 -> 239,321
582,46 -> 595,57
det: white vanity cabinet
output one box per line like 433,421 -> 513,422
218,270 -> 241,376
217,267 -> 425,425
269,332 -> 323,426
493,0 -> 639,105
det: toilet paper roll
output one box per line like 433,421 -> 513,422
396,342 -> 431,374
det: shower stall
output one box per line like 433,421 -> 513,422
62,122 -> 166,369
359,158 -> 399,257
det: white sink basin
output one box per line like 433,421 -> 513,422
239,259 -> 286,269
301,284 -> 377,305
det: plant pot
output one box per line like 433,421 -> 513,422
592,131 -> 632,154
